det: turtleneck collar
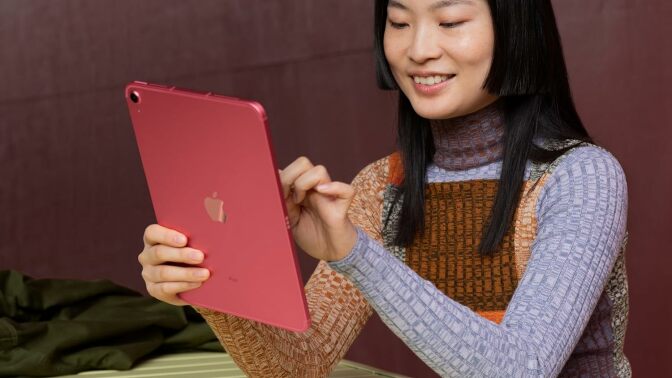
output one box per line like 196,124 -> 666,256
430,99 -> 506,171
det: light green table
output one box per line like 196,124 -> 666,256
65,352 -> 409,378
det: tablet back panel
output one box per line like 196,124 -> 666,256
125,82 -> 310,332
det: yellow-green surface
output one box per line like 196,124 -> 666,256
64,352 -> 409,378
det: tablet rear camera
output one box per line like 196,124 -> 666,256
130,91 -> 140,103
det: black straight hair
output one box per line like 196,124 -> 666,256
374,0 -> 594,255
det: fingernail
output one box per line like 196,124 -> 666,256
195,269 -> 209,278
189,251 -> 203,261
317,183 -> 329,190
174,234 -> 186,244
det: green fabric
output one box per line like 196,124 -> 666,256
0,270 -> 223,377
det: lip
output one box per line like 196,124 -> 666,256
411,74 -> 456,96
408,70 -> 453,76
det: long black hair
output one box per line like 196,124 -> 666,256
374,0 -> 594,255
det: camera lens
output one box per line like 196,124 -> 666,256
130,91 -> 140,103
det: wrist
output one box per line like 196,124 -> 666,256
329,222 -> 359,262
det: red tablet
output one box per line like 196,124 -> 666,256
125,81 -> 310,332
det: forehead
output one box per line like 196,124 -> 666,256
388,0 -> 477,11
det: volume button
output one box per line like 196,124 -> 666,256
211,93 -> 239,100
173,87 -> 210,95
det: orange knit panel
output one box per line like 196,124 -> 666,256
388,151 -> 404,186
477,310 -> 505,324
511,176 -> 549,280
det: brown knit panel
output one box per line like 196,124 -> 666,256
194,156 -> 391,377
406,180 -> 518,312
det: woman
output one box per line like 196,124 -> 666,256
138,0 -> 631,376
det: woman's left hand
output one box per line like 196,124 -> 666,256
278,156 -> 358,262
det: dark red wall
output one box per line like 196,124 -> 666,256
1,1 -> 670,376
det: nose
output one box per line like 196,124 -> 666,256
407,25 -> 442,64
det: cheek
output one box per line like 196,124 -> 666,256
383,34 -> 405,75
452,24 -> 494,74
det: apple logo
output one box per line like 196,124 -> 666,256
204,192 -> 227,223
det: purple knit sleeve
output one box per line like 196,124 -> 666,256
327,146 -> 628,377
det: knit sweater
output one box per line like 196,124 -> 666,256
195,101 -> 631,377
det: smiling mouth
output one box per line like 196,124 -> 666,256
411,74 -> 456,86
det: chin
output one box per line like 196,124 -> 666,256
408,97 -> 461,120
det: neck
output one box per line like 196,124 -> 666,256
430,100 -> 506,171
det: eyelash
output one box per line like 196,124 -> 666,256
440,22 -> 463,28
389,21 -> 407,29
388,21 -> 463,29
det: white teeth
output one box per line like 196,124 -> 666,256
413,75 -> 451,85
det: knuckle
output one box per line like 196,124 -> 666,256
156,266 -> 168,281
144,224 -> 162,245
314,164 -> 327,174
150,283 -> 161,295
149,283 -> 166,299
144,224 -> 156,238
157,283 -> 170,296
154,246 -> 165,262
280,171 -> 289,184
141,268 -> 151,282
297,156 -> 312,167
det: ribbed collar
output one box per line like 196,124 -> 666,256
430,99 -> 506,171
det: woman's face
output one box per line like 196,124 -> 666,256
383,0 -> 498,119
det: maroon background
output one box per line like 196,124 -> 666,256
1,1 -> 670,376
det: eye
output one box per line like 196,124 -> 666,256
388,20 -> 409,29
440,21 -> 464,28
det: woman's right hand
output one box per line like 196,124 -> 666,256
138,224 -> 210,306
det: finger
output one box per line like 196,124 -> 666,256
147,281 -> 202,305
293,165 -> 331,203
143,224 -> 187,248
140,245 -> 204,266
279,156 -> 314,198
314,181 -> 355,200
142,264 -> 210,283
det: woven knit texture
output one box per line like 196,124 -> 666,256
329,144 -> 630,377
196,139 -> 630,377
192,158 -> 386,377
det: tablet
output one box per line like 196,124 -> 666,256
125,81 -> 310,332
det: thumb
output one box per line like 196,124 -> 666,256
314,182 -> 354,200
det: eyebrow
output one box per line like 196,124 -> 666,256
388,0 -> 474,11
